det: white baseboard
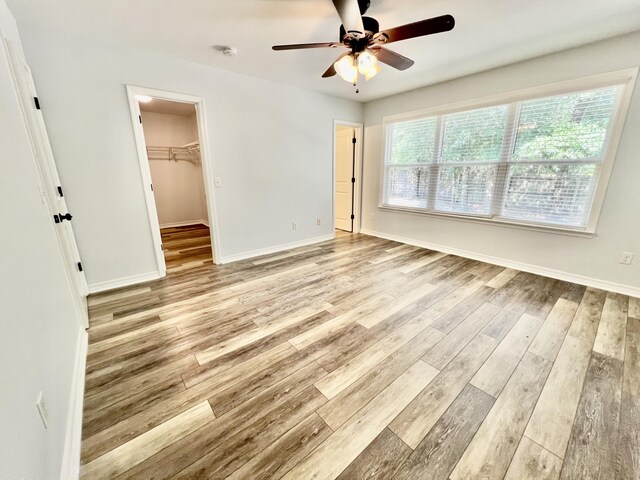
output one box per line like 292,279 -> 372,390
89,233 -> 332,289
159,220 -> 208,229
219,234 -> 335,264
88,271 -> 162,294
361,228 -> 640,299
60,329 -> 88,480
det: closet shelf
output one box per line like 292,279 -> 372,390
147,142 -> 200,164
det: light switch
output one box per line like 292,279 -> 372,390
214,177 -> 222,187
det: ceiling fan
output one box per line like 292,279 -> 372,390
272,0 -> 455,86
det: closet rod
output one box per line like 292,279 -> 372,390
146,145 -> 200,164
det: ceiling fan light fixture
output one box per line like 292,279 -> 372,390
334,54 -> 358,84
364,63 -> 381,81
357,51 -> 380,80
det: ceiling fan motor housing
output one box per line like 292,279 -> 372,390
340,16 -> 380,50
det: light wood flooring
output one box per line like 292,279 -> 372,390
81,224 -> 640,479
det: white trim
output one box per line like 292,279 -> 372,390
59,329 -> 88,480
159,220 -> 209,229
379,67 -> 639,235
586,69 -> 638,232
219,234 -> 335,264
361,228 -> 640,299
378,205 -> 595,238
333,120 -> 364,234
193,96 -> 222,263
88,271 -> 161,294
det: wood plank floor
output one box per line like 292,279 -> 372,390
81,225 -> 640,479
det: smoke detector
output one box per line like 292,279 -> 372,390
214,45 -> 237,57
223,47 -> 237,57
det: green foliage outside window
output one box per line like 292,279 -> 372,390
514,89 -> 615,161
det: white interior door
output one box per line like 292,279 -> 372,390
335,127 -> 355,232
127,91 -> 167,277
3,38 -> 88,328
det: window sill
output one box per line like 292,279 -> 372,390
377,205 -> 596,238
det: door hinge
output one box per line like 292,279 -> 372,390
139,115 -> 142,124
150,183 -> 154,191
57,186 -> 64,197
350,214 -> 355,220
351,177 -> 356,183
77,262 -> 83,272
53,214 -> 60,223
34,97 -> 41,110
160,244 -> 164,250
352,137 -> 356,144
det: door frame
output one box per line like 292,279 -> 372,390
333,120 -> 364,234
126,85 -> 221,276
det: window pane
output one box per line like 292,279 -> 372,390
513,87 -> 618,162
384,166 -> 429,208
441,105 -> 507,163
387,117 -> 437,164
435,165 -> 496,215
502,163 -> 597,226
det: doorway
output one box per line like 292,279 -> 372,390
334,121 -> 363,234
127,86 -> 219,276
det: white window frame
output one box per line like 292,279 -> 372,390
379,68 -> 638,236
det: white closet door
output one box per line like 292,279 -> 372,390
3,38 -> 88,328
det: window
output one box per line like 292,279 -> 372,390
382,78 -> 630,231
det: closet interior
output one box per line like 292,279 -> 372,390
139,98 -> 212,269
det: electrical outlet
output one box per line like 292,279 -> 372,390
36,391 -> 49,429
316,218 -> 321,226
292,222 -> 297,230
620,252 -> 634,265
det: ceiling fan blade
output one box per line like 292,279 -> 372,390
322,53 -> 349,78
371,47 -> 414,71
272,42 -> 341,51
373,14 -> 455,45
331,0 -> 365,34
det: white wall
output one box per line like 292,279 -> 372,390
362,32 -> 640,294
0,1 -> 84,477
141,110 -> 208,227
17,24 -> 363,287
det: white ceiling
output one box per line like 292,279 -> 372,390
139,98 -> 195,117
7,0 -> 640,102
